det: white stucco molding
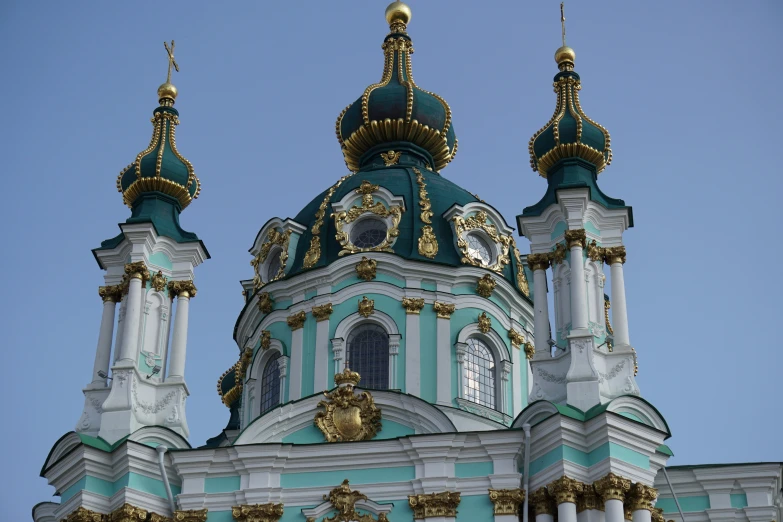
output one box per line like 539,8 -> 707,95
128,425 -> 190,450
331,184 -> 405,214
455,323 -> 510,363
249,217 -> 307,256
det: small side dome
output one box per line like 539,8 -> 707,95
336,1 -> 457,173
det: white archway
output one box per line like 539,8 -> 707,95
455,322 -> 512,415
331,310 -> 401,390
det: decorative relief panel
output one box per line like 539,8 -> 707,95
332,180 -> 404,256
452,211 -> 512,273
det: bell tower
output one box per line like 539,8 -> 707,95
77,42 -> 209,444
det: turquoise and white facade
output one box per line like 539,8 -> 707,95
32,4 -> 783,522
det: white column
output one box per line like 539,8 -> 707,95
313,316 -> 330,392
91,288 -> 118,386
405,307 -> 422,396
389,334 -> 401,389
114,297 -> 126,363
632,510 -> 651,522
288,322 -> 304,400
500,360 -> 512,415
511,341 -> 522,416
605,500 -> 625,522
168,282 -> 195,382
118,272 -> 144,364
435,303 -> 454,406
536,515 -> 555,522
529,255 -> 551,354
566,232 -> 589,331
558,501 -> 578,522
277,356 -> 289,402
607,247 -> 630,348
455,342 -> 467,398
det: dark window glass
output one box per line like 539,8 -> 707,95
463,338 -> 496,409
346,324 -> 389,390
260,353 -> 281,414
351,218 -> 387,248
266,250 -> 282,282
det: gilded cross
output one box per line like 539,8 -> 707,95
163,40 -> 179,83
560,3 -> 567,47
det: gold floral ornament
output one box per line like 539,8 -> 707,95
418,226 -> 439,259
550,243 -> 567,265
433,301 -> 455,319
478,312 -> 492,333
109,503 -> 148,522
260,330 -> 271,350
564,229 -> 587,249
413,167 -> 438,259
312,303 -> 334,322
587,239 -> 605,262
304,174 -> 353,269
408,491 -> 461,518
287,311 -> 306,331
333,180 -> 404,256
358,296 -> 375,318
380,150 -> 402,166
355,256 -> 377,281
173,509 -> 208,522
452,211 -> 513,273
257,292 -> 274,314
231,503 -> 284,522
488,488 -> 525,516
250,229 -> 292,290
315,368 -> 382,442
628,483 -> 658,512
317,480 -> 390,522
150,271 -> 167,292
512,246 -> 531,296
576,486 -> 603,513
593,473 -> 631,502
476,274 -> 496,298
402,297 -> 425,314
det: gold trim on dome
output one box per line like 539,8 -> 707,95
489,488 -> 525,516
452,211 -> 513,273
380,150 -> 402,166
413,167 -> 438,259
312,303 -> 334,322
318,480 -> 389,522
258,291 -> 274,314
63,507 -> 105,522
168,280 -> 197,299
219,347 -> 253,407
315,369 -> 382,442
125,261 -> 151,282
408,491 -> 461,519
332,181 -> 403,256
231,503 -> 284,522
287,311 -> 306,331
358,296 -> 375,318
529,74 -> 612,178
150,271 -> 167,292
513,246 -> 531,296
304,174 -> 353,269
433,301 -> 455,319
118,109 -> 201,209
173,509 -> 208,522
402,297 -> 425,314
355,256 -> 377,281
478,312 -> 491,333
476,274 -> 496,298
250,229 -> 292,290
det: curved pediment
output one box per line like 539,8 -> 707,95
234,389 -> 456,445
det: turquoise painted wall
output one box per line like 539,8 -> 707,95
730,493 -> 748,509
529,442 -> 649,476
205,476 -> 241,493
455,461 -> 493,478
420,281 -> 437,291
584,221 -> 600,237
301,314 -> 317,397
456,495 -> 494,521
419,306 -> 438,403
551,221 -> 567,240
657,496 -> 711,513
60,472 -> 181,502
280,466 -> 415,488
148,251 -> 173,270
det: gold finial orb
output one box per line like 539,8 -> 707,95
157,82 -> 178,101
385,1 -> 412,26
555,46 -> 576,66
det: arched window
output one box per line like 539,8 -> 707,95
259,352 -> 281,414
463,338 -> 496,409
346,324 -> 389,390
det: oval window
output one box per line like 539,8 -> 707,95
351,218 -> 387,249
266,250 -> 282,282
466,233 -> 492,265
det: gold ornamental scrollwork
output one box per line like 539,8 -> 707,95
530,487 -> 556,516
524,342 -> 535,360
99,285 -> 123,303
314,369 -> 382,443
124,261 -> 150,282
319,479 -> 390,522
172,509 -> 208,522
312,303 -> 334,322
380,150 -> 402,166
408,491 -> 461,519
433,301 -> 455,319
603,295 -> 614,351
652,507 -> 665,522
257,292 -> 274,314
402,297 -> 425,315
564,229 -> 587,249
577,486 -> 604,513
220,347 -> 253,407
513,246 -> 531,296
168,280 -> 197,299
250,228 -> 292,290
355,256 -> 377,281
260,330 -> 271,350
593,473 -> 631,502
550,243 -> 567,265
332,180 -> 403,256
63,507 -> 106,522
287,311 -> 306,331
478,312 -> 492,333
508,329 -> 525,348
452,211 -> 513,273
548,476 -> 585,504
150,271 -> 167,292
231,503 -> 284,522
418,226 -> 439,259
604,245 -> 627,265
587,239 -> 605,262
527,253 -> 551,272
358,296 -> 375,318
148,514 -> 171,522
108,503 -> 147,522
488,488 -> 525,516
476,274 -> 496,298
303,174 -> 353,269
413,167 -> 438,259
627,483 -> 658,512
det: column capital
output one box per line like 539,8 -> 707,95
402,297 -> 425,314
530,487 -> 556,516
550,243 -> 567,265
312,303 -> 334,322
173,509 -> 208,522
124,261 -> 150,282
577,485 -> 605,513
287,310 -> 306,331
108,503 -> 148,522
408,491 -> 461,519
627,483 -> 658,512
594,472 -> 632,502
433,301 -> 456,319
168,279 -> 197,299
231,503 -> 284,522
652,507 -> 665,522
99,284 -> 122,303
63,507 -> 105,522
604,245 -> 627,265
548,476 -> 586,505
564,229 -> 587,249
527,253 -> 551,271
489,488 -> 525,516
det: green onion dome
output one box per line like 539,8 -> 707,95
528,46 -> 612,178
336,2 -> 457,173
117,85 -> 201,210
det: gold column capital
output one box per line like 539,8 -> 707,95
231,503 -> 284,522
489,488 -> 525,516
508,328 -> 525,348
564,229 -> 587,249
312,303 -> 334,322
124,261 -> 150,282
530,487 -> 556,516
594,472 -> 632,502
628,483 -> 658,512
168,279 -> 197,299
547,476 -> 586,505
402,297 -> 425,314
577,485 -> 604,513
408,491 -> 461,519
99,285 -> 123,303
433,301 -> 456,319
287,310 -> 306,331
604,245 -> 627,265
63,507 -> 106,522
173,509 -> 208,522
108,504 -> 148,522
652,507 -> 665,522
527,253 -> 551,272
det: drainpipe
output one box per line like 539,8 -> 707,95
662,467 -> 686,522
156,445 -> 177,514
522,423 -> 532,522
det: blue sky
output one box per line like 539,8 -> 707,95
1,1 -> 780,518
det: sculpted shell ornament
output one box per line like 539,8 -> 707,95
315,369 -> 382,443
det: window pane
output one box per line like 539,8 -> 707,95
463,338 -> 496,409
260,353 -> 281,414
466,233 -> 492,265
266,251 -> 282,282
346,324 -> 389,390
351,218 -> 387,249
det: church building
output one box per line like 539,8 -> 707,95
33,3 -> 782,522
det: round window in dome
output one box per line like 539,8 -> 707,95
266,250 -> 282,282
466,233 -> 492,266
351,218 -> 387,249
